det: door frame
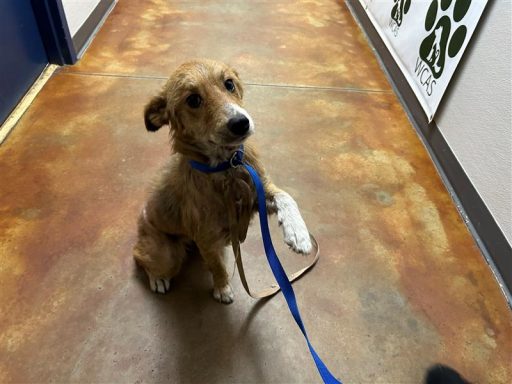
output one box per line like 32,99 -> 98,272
31,0 -> 116,65
31,0 -> 77,65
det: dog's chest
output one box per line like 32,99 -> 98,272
211,171 -> 257,237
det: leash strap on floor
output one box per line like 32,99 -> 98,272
190,146 -> 342,384
243,163 -> 342,384
225,179 -> 321,299
231,234 -> 320,299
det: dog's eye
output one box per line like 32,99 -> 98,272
224,79 -> 235,93
186,94 -> 202,108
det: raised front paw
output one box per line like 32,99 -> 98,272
281,216 -> 313,255
275,192 -> 313,255
213,284 -> 234,304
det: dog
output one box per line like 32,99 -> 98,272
133,59 -> 312,303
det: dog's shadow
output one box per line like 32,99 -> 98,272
134,254 -> 271,383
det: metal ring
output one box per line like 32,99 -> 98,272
230,152 -> 242,168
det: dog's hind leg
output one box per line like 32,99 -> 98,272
197,243 -> 233,304
133,216 -> 186,294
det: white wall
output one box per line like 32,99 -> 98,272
435,1 -> 512,245
61,0 -> 101,37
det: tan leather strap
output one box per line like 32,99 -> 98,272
222,178 -> 320,299
231,234 -> 320,299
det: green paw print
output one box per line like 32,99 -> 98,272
419,0 -> 471,79
391,0 -> 411,27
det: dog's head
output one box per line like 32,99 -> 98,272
144,59 -> 254,157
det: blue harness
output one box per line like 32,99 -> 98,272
189,145 -> 341,384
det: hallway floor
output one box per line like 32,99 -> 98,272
1,1 -> 511,383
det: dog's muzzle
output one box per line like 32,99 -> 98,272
225,103 -> 254,138
227,114 -> 250,136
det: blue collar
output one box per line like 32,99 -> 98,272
189,145 -> 245,173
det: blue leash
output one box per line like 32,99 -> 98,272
190,146 -> 341,384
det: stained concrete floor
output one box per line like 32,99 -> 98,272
1,0 -> 511,383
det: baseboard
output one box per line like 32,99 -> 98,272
345,0 -> 512,303
72,0 -> 115,57
0,65 -> 57,144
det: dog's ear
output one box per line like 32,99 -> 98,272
144,94 -> 168,132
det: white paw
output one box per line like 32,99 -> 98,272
275,192 -> 313,255
213,284 -> 234,304
282,219 -> 313,255
147,271 -> 171,294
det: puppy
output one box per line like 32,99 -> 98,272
134,59 -> 312,303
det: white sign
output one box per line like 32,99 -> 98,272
359,0 -> 488,121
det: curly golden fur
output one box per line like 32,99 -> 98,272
134,59 -> 312,303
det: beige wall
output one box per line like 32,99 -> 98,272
435,1 -> 512,245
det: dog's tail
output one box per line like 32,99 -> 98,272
424,364 -> 471,384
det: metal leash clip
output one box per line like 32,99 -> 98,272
229,147 -> 244,168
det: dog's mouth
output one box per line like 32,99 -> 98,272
227,132 -> 251,145
209,131 -> 252,149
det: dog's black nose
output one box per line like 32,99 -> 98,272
227,115 -> 250,136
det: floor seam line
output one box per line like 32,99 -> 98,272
245,82 -> 393,94
60,71 -> 393,94
61,71 -> 168,80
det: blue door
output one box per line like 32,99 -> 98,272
0,0 -> 48,124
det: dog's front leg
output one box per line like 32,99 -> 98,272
197,244 -> 234,304
265,184 -> 313,255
